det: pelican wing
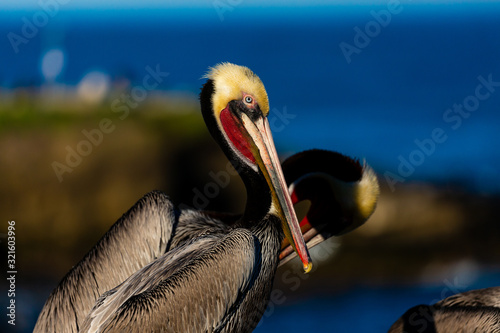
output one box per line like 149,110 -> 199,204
80,229 -> 260,333
388,287 -> 500,332
436,287 -> 500,308
34,191 -> 177,333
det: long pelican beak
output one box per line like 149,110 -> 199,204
220,107 -> 313,273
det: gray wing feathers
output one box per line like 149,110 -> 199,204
436,287 -> 500,308
171,209 -> 231,249
80,229 -> 259,333
388,287 -> 500,333
389,307 -> 500,333
34,191 -> 177,333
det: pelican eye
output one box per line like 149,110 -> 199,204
244,96 -> 253,104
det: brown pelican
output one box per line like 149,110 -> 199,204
388,287 -> 500,332
34,63 -> 379,332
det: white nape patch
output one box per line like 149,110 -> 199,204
356,163 -> 380,219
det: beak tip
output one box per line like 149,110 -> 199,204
303,261 -> 313,274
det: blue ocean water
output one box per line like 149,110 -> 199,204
2,4 -> 500,192
254,270 -> 500,333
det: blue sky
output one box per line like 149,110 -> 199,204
2,0 -> 352,10
2,0 -> 500,20
2,0 -> 500,10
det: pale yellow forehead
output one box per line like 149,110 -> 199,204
204,63 -> 270,116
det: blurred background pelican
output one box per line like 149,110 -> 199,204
1,1 -> 500,332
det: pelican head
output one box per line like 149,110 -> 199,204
200,63 -> 312,273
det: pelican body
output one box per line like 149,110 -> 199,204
389,287 -> 500,332
34,63 -> 379,332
